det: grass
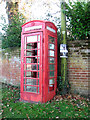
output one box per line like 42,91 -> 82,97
1,83 -> 89,119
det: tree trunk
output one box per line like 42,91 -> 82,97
6,2 -> 18,24
60,1 -> 68,94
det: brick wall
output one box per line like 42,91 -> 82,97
1,40 -> 89,96
1,48 -> 21,86
67,40 -> 89,96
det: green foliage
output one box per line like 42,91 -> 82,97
64,1 -> 90,40
1,12 -> 25,49
57,76 -> 70,95
57,31 -> 61,43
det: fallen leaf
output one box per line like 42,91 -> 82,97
56,116 -> 59,119
9,108 -> 12,112
3,106 -> 6,108
55,107 -> 60,109
66,106 -> 68,109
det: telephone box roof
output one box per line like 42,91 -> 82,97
22,20 -> 57,29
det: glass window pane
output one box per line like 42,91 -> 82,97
38,57 -> 40,63
49,78 -> 54,91
26,50 -> 37,56
27,43 -> 33,49
49,44 -> 55,49
49,50 -> 54,56
26,58 -> 31,63
49,57 -> 55,63
27,51 -> 32,56
49,64 -> 55,70
38,64 -> 39,70
38,35 -> 40,41
26,79 -> 37,85
27,35 -> 37,43
49,71 -> 54,77
38,87 -> 39,93
24,64 -> 26,70
24,78 -> 25,84
38,80 -> 39,85
26,57 -> 37,63
38,72 -> 39,78
26,64 -> 37,70
38,43 -> 40,49
26,71 -> 37,78
24,71 -> 25,77
26,71 -> 31,77
24,37 -> 26,49
24,86 -> 25,91
26,86 -> 37,93
27,43 -> 37,49
49,36 -> 55,43
38,50 -> 40,56
49,78 -> 54,86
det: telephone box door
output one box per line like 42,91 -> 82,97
21,32 -> 43,102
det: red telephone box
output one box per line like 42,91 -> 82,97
20,20 -> 57,103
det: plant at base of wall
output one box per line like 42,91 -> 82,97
57,76 -> 71,95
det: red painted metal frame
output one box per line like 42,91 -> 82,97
20,20 -> 57,103
43,30 -> 57,103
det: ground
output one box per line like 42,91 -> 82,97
0,83 -> 89,119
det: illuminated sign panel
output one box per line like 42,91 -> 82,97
25,25 -> 42,31
47,26 -> 56,33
